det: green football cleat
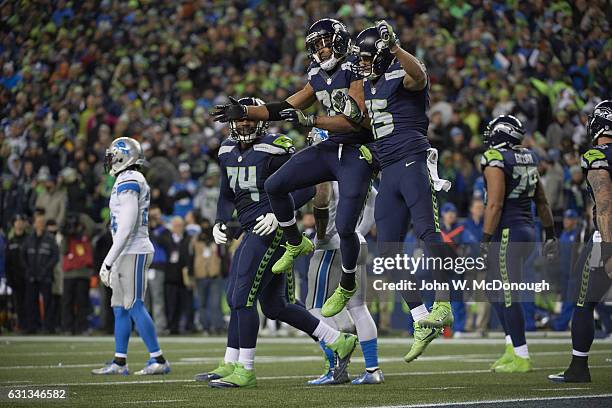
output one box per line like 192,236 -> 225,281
490,344 -> 515,371
493,355 -> 532,373
403,322 -> 442,363
208,363 -> 257,388
321,284 -> 357,317
271,235 -> 314,274
327,333 -> 358,381
419,301 -> 454,329
195,360 -> 236,382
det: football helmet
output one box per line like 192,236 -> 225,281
587,100 -> 612,143
306,18 -> 351,71
352,27 -> 394,80
483,115 -> 525,148
229,97 -> 268,143
104,137 -> 145,176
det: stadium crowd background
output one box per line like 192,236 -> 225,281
0,0 -> 610,336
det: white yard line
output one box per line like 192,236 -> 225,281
120,399 -> 188,404
363,393 -> 612,408
1,350 -> 611,370
7,336 -> 607,346
3,348 -> 226,357
1,365 -> 610,388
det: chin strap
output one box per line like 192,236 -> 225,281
319,55 -> 339,71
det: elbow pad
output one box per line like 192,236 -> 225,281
266,101 -> 293,121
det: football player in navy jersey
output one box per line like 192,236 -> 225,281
200,97 -> 358,389
212,19 -> 374,315
549,100 -> 612,383
479,115 -> 558,373
329,21 -> 455,362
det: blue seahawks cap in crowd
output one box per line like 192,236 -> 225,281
441,202 -> 457,214
563,209 -> 578,219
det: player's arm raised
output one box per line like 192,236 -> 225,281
588,168 -> 612,277
534,179 -> 558,260
375,20 -> 426,91
482,167 -> 505,242
211,84 -> 317,122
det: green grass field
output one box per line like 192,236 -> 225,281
0,335 -> 611,407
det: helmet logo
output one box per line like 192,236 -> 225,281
115,141 -> 130,154
594,106 -> 612,120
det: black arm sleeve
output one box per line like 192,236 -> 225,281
265,100 -> 293,121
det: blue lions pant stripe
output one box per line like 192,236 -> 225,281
315,250 -> 334,308
136,254 -> 145,301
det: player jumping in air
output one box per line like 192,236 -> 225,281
549,100 -> 612,383
331,21 -> 454,362
199,98 -> 358,389
305,128 -> 382,385
212,19 -> 374,313
479,115 -> 558,373
92,137 -> 170,376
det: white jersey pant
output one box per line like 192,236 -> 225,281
111,253 -> 153,309
307,243 -> 368,310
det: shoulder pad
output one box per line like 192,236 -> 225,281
117,170 -> 144,182
272,135 -> 294,150
481,149 -> 504,168
307,65 -> 321,81
116,172 -> 142,194
218,140 -> 237,157
253,135 -> 295,155
582,148 -> 608,170
384,61 -> 406,81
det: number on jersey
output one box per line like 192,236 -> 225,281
227,166 -> 259,202
366,99 -> 394,139
509,166 -> 538,198
316,89 -> 348,117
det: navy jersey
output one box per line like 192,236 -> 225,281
481,147 -> 540,228
364,60 -> 430,168
581,143 -> 612,231
308,56 -> 372,145
216,134 -> 294,231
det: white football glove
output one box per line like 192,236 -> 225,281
253,213 -> 278,236
99,263 -> 112,287
213,222 -> 228,244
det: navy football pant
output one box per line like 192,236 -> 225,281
569,237 -> 612,354
265,140 -> 372,271
226,230 -> 320,349
375,153 -> 444,307
488,224 -> 535,348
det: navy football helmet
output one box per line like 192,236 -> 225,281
306,18 -> 351,71
587,100 -> 612,143
483,115 -> 525,148
229,97 -> 268,143
352,27 -> 394,80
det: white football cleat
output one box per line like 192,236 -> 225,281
134,358 -> 171,375
91,362 -> 129,375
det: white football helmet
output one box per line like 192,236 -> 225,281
105,137 -> 145,176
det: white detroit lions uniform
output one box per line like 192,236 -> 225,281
106,170 -> 154,309
307,182 -> 377,312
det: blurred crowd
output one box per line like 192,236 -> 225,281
0,0 -> 610,335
